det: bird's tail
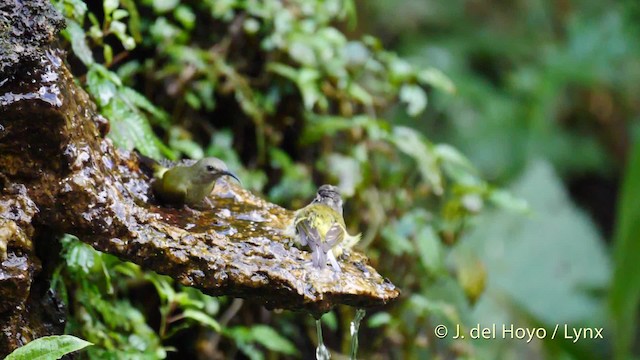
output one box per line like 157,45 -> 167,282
332,232 -> 361,259
135,150 -> 168,179
311,245 -> 328,269
343,232 -> 361,250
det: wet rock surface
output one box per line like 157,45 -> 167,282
0,0 -> 64,77
0,0 -> 399,355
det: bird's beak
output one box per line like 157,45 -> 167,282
222,171 -> 241,184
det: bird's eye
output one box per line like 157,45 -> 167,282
206,165 -> 215,172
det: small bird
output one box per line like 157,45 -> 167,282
137,153 -> 240,207
293,185 -> 361,272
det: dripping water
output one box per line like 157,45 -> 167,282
316,318 -> 331,360
349,309 -> 366,360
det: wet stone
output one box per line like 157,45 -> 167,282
0,3 -> 400,356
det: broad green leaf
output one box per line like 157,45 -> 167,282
104,97 -> 164,159
611,133 -> 640,359
414,225 -> 443,274
87,67 -> 117,106
367,312 -> 391,328
388,126 -> 443,195
65,20 -> 94,66
5,335 -> 92,360
434,144 -> 481,186
464,160 -> 609,329
182,309 -> 222,332
120,87 -> 171,126
381,224 -> 413,256
321,311 -> 338,331
250,325 -> 298,355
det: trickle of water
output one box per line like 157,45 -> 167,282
316,318 -> 331,360
349,309 -> 366,360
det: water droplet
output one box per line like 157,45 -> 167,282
349,308 -> 366,359
316,318 -> 331,360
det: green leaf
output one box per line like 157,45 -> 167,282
112,9 -> 129,21
417,67 -> 456,94
321,311 -> 338,331
120,87 -> 171,126
611,133 -> 640,359
414,225 -> 443,274
324,153 -> 362,197
52,0 -> 87,23
388,126 -> 443,195
488,189 -> 529,212
65,20 -> 94,66
174,5 -> 196,30
464,160 -> 609,327
103,0 -> 119,16
62,235 -> 102,275
104,97 -> 164,159
151,0 -> 180,13
103,44 -> 113,65
5,335 -> 92,360
367,312 -> 391,328
399,84 -> 427,116
288,41 -> 316,65
348,83 -> 373,106
268,63 -> 324,110
87,68 -> 117,106
250,325 -> 298,355
182,309 -> 222,332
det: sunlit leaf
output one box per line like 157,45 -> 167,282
5,335 -> 92,360
388,126 -> 443,194
64,20 -> 94,66
399,84 -> 427,116
417,68 -> 455,94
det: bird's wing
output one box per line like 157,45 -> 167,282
295,220 -> 310,246
297,220 -> 321,247
323,222 -> 344,251
136,151 -> 169,178
153,175 -> 187,205
296,219 -> 328,269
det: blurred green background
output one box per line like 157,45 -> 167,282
42,0 -> 640,358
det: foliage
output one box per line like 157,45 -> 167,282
362,0 -> 638,358
611,128 -> 640,359
53,0 -> 173,160
51,235 -> 297,359
46,0 -> 618,358
5,335 -> 92,360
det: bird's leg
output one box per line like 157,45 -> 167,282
327,251 -> 341,273
202,197 -> 215,210
181,204 -> 200,215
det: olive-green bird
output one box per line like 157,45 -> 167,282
138,153 -> 240,207
293,185 -> 361,272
